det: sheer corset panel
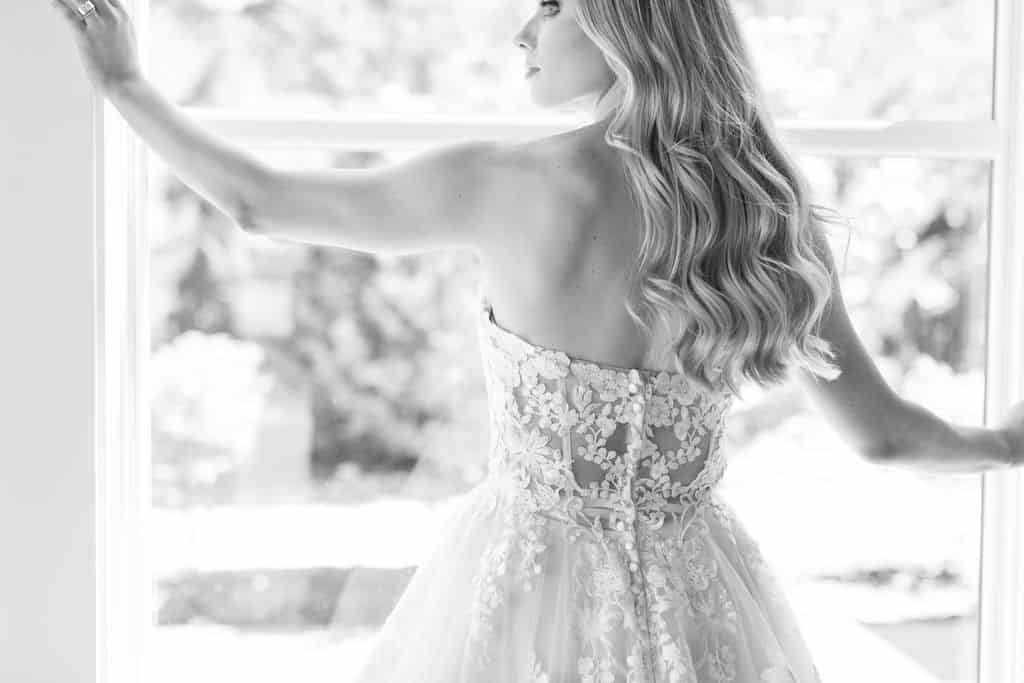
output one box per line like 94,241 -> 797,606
476,294 -> 736,536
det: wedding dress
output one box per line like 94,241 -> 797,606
349,293 -> 823,683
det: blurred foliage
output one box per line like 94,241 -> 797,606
150,331 -> 275,505
801,157 -> 989,381
150,147 -> 491,504
147,0 -> 992,119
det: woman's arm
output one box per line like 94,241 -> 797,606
105,77 -> 269,230
105,77 -> 504,257
869,397 -> 1015,473
243,139 -> 503,256
53,0 -> 502,256
49,0 -> 266,228
795,222 -> 1017,474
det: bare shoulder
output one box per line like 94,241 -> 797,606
478,133 -> 605,260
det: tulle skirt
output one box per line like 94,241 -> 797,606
350,476 -> 822,683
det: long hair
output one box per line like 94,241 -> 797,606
575,0 -> 847,395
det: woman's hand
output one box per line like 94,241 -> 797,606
48,0 -> 141,93
996,399 -> 1024,467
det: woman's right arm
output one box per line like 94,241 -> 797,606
105,77 -> 269,232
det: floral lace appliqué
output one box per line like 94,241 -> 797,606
461,295 -> 817,682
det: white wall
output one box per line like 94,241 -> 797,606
0,4 -> 98,682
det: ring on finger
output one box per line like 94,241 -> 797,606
76,1 -> 97,19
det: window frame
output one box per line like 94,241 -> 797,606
88,1 -> 1024,682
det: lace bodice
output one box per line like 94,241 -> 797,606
477,294 -> 736,531
467,295 -> 750,679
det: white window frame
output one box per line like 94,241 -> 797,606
6,1 -> 1018,682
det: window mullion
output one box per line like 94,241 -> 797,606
186,110 -> 1000,160
978,0 -> 1024,681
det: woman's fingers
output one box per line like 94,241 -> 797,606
49,0 -> 84,25
52,0 -> 104,27
91,0 -> 121,17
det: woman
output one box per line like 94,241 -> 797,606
51,0 -> 1024,680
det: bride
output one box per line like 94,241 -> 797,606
52,0 -> 1024,680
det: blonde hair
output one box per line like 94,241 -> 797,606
575,0 -> 846,395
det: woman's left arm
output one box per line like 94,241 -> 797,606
795,217 -> 1024,473
49,0 -> 268,229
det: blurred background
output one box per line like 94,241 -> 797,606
142,1 -> 994,681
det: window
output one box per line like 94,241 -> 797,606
140,1 -> 1020,681
8,1 -> 1016,682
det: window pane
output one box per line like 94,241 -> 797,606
739,2 -> 994,120
720,154 -> 988,681
145,145 -> 489,683
147,1 -> 994,121
145,148 -> 988,682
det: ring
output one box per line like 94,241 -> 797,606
75,1 -> 97,18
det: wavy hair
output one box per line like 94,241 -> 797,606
575,0 -> 848,395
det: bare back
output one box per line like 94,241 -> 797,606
476,126 -> 675,374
